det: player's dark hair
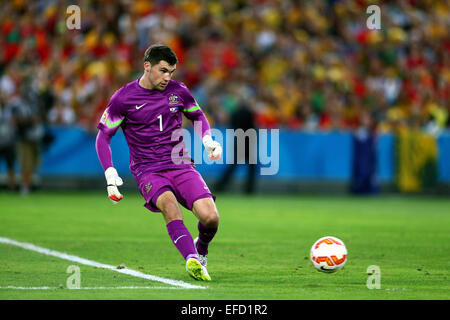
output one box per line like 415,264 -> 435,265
143,44 -> 178,66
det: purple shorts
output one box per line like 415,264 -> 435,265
136,167 -> 216,213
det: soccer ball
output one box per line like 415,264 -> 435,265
310,236 -> 347,273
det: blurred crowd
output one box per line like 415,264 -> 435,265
1,0 -> 449,132
0,0 -> 449,190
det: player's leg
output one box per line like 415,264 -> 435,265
246,162 -> 257,194
5,145 -> 16,191
156,190 -> 198,261
192,197 -> 219,266
136,171 -> 206,277
214,162 -> 236,192
156,190 -> 183,223
168,167 -> 218,270
156,190 -> 211,281
192,197 -> 219,228
18,142 -> 32,194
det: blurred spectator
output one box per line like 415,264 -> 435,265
33,66 -> 56,150
10,81 -> 44,195
0,0 -> 448,134
0,89 -> 17,191
47,98 -> 76,125
350,111 -> 379,195
215,101 -> 257,194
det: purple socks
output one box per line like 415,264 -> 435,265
166,220 -> 218,260
166,220 -> 198,261
196,222 -> 218,256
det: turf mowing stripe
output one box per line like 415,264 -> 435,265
0,286 -> 194,290
0,237 -> 207,290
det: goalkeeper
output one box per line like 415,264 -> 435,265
95,45 -> 221,281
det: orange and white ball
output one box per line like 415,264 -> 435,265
310,236 -> 347,273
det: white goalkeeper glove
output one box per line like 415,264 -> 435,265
105,167 -> 123,204
203,135 -> 222,160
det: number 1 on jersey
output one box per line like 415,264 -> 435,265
157,114 -> 163,131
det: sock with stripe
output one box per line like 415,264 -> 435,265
166,219 -> 198,261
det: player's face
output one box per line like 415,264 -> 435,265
145,60 -> 176,91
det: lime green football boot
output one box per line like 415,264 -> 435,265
194,237 -> 208,267
186,257 -> 211,281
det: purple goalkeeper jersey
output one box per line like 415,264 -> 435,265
97,79 -> 210,178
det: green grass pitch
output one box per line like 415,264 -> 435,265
0,191 -> 449,300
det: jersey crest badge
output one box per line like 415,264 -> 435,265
168,94 -> 180,105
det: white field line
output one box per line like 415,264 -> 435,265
0,237 -> 207,290
0,286 -> 190,290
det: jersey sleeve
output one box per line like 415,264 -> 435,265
97,88 -> 126,137
178,82 -> 211,138
96,88 -> 126,171
95,130 -> 113,170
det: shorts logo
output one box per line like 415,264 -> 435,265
170,106 -> 179,113
145,182 -> 152,194
168,94 -> 180,105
